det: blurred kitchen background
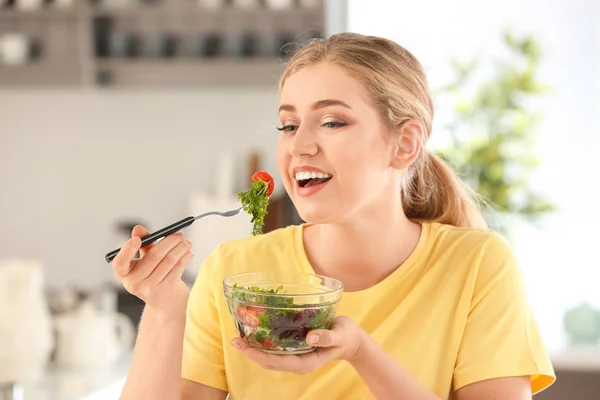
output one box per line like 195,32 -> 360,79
0,0 -> 598,398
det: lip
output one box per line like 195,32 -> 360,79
295,178 -> 330,197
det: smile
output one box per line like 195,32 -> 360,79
295,172 -> 333,188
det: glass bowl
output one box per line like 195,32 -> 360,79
223,271 -> 344,354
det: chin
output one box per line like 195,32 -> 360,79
295,204 -> 340,225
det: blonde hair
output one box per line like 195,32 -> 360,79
279,33 -> 488,229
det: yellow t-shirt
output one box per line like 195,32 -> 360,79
182,221 -> 555,399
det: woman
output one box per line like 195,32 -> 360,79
112,33 -> 555,399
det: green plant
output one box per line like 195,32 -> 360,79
434,29 -> 556,235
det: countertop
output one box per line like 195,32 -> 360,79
550,347 -> 600,372
21,353 -> 131,400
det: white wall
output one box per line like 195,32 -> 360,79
0,88 -> 281,288
348,0 -> 600,353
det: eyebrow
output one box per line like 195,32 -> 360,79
278,99 -> 353,113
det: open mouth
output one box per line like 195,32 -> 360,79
295,172 -> 333,188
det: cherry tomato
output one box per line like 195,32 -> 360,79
251,171 -> 274,197
236,305 -> 266,328
261,339 -> 278,349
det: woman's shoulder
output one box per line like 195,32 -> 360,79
424,221 -> 517,271
427,221 -> 510,251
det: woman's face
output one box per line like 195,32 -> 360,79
276,63 -> 408,224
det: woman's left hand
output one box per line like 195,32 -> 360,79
230,316 -> 365,375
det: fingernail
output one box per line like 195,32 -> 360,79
185,239 -> 193,247
231,339 -> 241,350
131,237 -> 141,247
189,248 -> 194,256
307,334 -> 320,345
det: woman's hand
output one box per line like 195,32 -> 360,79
230,316 -> 366,375
111,225 -> 194,318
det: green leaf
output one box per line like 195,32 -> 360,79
255,329 -> 268,343
237,179 -> 270,235
258,313 -> 270,329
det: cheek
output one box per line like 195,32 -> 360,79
334,131 -> 387,177
337,138 -> 391,197
276,137 -> 292,188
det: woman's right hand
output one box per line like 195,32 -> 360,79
111,225 -> 194,317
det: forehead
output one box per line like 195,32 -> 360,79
280,63 -> 371,109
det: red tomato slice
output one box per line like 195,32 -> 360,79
236,305 -> 266,328
251,171 -> 274,197
261,339 -> 278,349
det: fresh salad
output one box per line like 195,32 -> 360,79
237,171 -> 274,236
229,284 -> 335,353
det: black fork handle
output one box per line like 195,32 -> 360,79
105,216 -> 195,264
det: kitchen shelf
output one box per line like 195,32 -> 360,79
0,63 -> 83,86
95,58 -> 286,87
0,8 -> 79,19
0,1 -> 325,88
89,5 -> 323,18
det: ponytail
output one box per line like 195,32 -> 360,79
402,149 -> 488,229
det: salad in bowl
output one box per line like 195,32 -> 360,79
223,271 -> 344,354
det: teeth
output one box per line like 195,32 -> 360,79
294,171 -> 331,181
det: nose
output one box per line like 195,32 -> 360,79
289,127 -> 318,157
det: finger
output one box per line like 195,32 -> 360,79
232,337 -> 252,351
306,328 -> 340,348
306,315 -> 354,347
231,338 -> 321,373
145,239 -> 192,285
162,247 -> 194,283
129,232 -> 184,281
233,340 -> 293,370
132,225 -> 151,257
112,236 -> 142,277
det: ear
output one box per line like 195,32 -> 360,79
390,120 -> 423,170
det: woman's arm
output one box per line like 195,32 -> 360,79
350,333 -> 532,400
348,331 -> 440,400
233,317 -> 439,398
121,300 -> 227,400
121,295 -> 188,400
113,226 -> 227,400
454,376 -> 531,400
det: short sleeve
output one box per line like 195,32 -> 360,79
181,246 -> 228,392
453,233 -> 556,394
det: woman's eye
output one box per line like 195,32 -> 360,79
276,125 -> 298,133
322,121 -> 347,129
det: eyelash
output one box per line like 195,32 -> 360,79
276,121 -> 347,133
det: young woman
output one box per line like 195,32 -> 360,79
111,33 -> 555,400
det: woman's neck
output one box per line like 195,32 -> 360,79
302,200 -> 422,292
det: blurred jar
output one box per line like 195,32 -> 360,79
197,0 -> 223,10
0,259 -> 54,385
16,0 -> 43,11
265,0 -> 294,10
0,33 -> 29,66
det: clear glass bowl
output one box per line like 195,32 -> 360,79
223,271 -> 344,354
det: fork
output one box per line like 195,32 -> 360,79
104,185 -> 266,263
